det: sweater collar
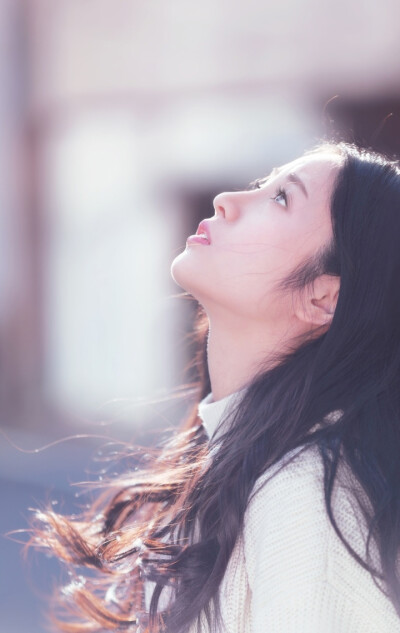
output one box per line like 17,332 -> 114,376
198,387 -> 248,440
197,387 -> 343,442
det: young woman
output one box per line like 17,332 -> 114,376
31,141 -> 400,632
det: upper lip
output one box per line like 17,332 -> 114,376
196,220 -> 211,243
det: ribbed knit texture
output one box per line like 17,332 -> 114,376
145,390 -> 400,632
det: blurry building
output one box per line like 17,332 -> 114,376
2,0 -> 400,434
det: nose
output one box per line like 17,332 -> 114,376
212,191 -> 241,222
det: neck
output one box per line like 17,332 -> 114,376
206,313 -> 301,401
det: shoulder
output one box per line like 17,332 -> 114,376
241,443 -> 400,628
243,444 -> 328,593
245,443 -> 326,536
248,442 -> 324,506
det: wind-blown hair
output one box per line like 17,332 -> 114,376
29,141 -> 400,632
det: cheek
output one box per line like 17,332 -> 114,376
179,230 -> 299,292
221,229 -> 301,283
170,223 -> 310,318
226,216 -> 301,266
194,247 -> 294,316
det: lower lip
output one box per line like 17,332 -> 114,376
186,235 -> 211,245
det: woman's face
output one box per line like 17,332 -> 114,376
171,151 -> 343,325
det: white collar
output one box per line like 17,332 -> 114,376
198,387 -> 247,440
197,387 -> 343,442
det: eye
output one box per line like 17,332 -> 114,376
247,176 -> 289,209
272,186 -> 288,208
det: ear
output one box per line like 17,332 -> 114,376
294,274 -> 340,328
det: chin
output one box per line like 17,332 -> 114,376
170,251 -> 207,300
170,250 -> 191,290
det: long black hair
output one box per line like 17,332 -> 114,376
29,141 -> 400,632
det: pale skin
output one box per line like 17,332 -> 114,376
171,151 -> 343,401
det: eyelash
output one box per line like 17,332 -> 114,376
271,185 -> 288,207
252,178 -> 288,208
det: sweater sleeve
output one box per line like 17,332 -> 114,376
242,445 -> 400,633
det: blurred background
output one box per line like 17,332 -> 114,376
1,0 -> 400,630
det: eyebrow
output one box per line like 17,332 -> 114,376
271,166 -> 308,199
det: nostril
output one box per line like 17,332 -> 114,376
213,193 -> 227,217
213,192 -> 239,221
215,204 -> 225,218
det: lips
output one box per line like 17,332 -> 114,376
196,221 -> 211,244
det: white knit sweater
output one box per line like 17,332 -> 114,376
146,389 -> 400,632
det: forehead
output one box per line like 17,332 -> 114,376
279,151 -> 343,188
